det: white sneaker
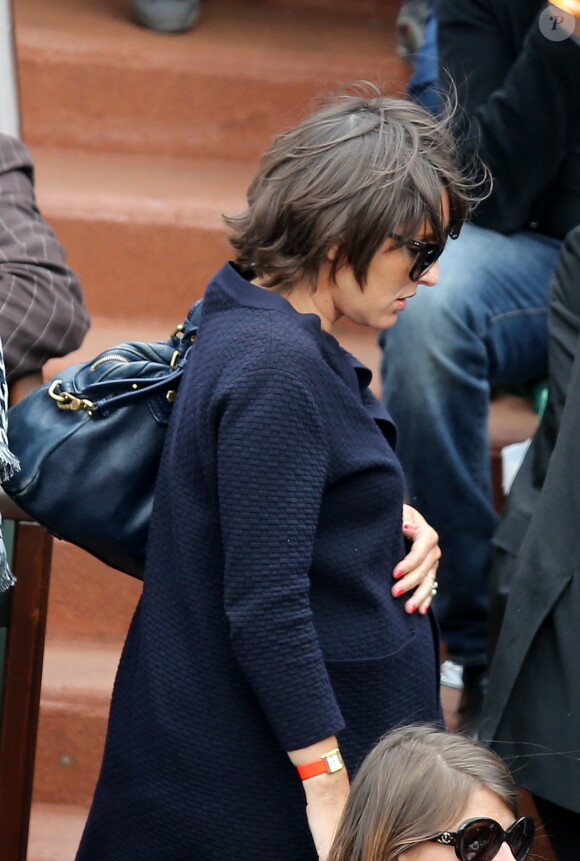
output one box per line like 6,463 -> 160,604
440,659 -> 464,690
132,0 -> 201,33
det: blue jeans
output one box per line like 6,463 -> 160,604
407,9 -> 440,116
379,223 -> 561,665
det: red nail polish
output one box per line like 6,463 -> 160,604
394,585 -> 404,597
419,606 -> 427,615
394,569 -> 405,579
403,523 -> 415,530
407,603 -> 416,613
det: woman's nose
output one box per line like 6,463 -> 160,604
494,843 -> 518,860
418,260 -> 440,287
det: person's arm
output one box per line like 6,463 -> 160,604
436,0 -> 580,232
0,133 -> 89,382
215,367 -> 347,857
288,737 -> 349,861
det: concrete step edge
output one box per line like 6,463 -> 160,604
16,0 -> 407,162
16,0 -> 395,79
32,147 -> 253,228
28,801 -> 88,861
40,639 -> 122,707
42,312 -> 189,379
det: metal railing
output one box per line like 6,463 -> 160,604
0,0 -> 20,137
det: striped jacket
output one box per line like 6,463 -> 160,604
0,133 -> 89,382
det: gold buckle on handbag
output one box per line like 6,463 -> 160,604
48,379 -> 96,414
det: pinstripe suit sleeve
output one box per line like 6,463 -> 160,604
0,133 -> 90,382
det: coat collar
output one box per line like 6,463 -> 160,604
208,262 -> 396,439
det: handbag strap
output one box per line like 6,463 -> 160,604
169,298 -> 203,355
50,298 -> 204,418
85,366 -> 185,416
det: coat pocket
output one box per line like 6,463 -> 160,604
325,620 -> 439,775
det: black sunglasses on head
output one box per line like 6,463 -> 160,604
390,228 -> 459,282
428,815 -> 535,861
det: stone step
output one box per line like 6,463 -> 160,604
28,138 -> 387,382
32,640 -> 121,807
45,541 -> 141,643
16,0 -> 407,161
32,146 -> 251,320
43,314 -> 185,379
28,803 -> 87,861
225,0 -> 396,17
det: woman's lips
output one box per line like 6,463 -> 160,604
394,293 -> 415,310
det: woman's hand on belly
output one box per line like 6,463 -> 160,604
391,504 -> 441,615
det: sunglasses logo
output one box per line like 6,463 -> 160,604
437,833 -> 454,845
427,815 -> 535,861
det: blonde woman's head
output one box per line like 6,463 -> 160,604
328,725 -> 519,861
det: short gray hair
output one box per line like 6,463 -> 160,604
224,84 -> 480,291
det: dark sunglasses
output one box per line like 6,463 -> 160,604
390,229 -> 458,282
428,815 -> 535,861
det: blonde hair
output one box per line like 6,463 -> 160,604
328,725 -> 518,861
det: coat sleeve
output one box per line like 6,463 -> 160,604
0,133 -> 90,382
215,367 -> 345,752
436,0 -> 580,233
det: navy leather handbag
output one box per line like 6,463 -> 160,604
3,300 -> 203,579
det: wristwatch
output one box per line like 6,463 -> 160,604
296,748 -> 345,781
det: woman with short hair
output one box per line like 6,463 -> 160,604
77,87 -> 475,861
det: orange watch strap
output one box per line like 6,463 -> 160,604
297,758 -> 329,780
296,748 -> 345,781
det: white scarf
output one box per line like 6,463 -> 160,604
0,338 -> 20,591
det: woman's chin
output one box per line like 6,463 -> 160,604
378,310 -> 400,330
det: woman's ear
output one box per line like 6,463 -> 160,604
326,245 -> 338,262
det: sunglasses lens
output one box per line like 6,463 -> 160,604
410,244 -> 444,281
459,820 -> 503,861
507,817 -> 535,861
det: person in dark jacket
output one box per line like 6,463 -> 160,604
380,0 -> 580,697
75,90 -> 474,861
481,225 -> 580,861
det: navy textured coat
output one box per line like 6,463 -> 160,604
76,264 -> 440,861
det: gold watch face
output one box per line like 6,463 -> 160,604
323,749 -> 344,773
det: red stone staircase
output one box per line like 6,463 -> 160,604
13,0 -> 401,856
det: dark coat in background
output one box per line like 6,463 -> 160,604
436,0 -> 580,240
481,226 -> 580,814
